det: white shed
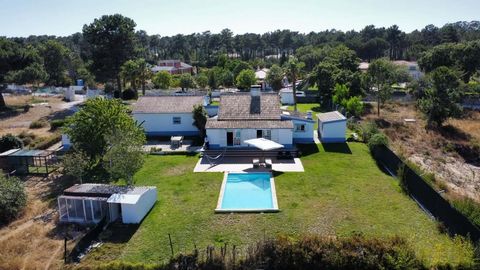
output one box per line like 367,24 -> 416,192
107,187 -> 157,224
279,89 -> 294,105
317,111 -> 347,143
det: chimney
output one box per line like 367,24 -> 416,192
306,110 -> 313,120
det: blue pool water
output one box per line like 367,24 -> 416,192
220,173 -> 276,211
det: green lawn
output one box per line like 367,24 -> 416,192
85,143 -> 474,267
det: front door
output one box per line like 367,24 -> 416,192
227,131 -> 233,146
257,130 -> 262,138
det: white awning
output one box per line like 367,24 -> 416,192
244,138 -> 284,151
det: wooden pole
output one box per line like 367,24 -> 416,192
168,233 -> 174,257
64,237 -> 67,263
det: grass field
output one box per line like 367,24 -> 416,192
84,143 -> 474,267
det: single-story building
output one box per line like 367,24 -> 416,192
0,148 -> 58,175
58,184 -> 157,224
205,90 -> 314,148
151,60 -> 193,75
317,111 -> 347,143
132,95 -> 205,136
281,111 -> 315,144
279,88 -> 294,105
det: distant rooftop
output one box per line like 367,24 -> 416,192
317,111 -> 346,123
217,92 -> 281,121
132,96 -> 204,114
63,184 -> 155,203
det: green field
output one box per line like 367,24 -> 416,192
84,143 -> 474,267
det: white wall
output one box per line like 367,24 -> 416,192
121,188 -> 157,224
61,134 -> 71,148
133,113 -> 198,135
280,91 -> 294,105
291,120 -> 314,141
206,128 -> 293,147
318,120 -> 347,142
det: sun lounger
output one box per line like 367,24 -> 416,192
253,158 -> 260,168
265,158 -> 272,169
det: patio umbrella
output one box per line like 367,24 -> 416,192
244,138 -> 284,163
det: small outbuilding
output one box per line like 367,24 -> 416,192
58,184 -> 157,225
317,111 -> 347,143
279,88 -> 294,105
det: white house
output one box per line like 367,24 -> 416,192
132,96 -> 205,136
317,111 -> 347,143
205,90 -> 314,148
279,88 -> 294,105
281,111 -> 315,144
58,184 -> 157,225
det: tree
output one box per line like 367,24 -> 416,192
103,130 -> 145,185
367,58 -> 397,116
0,173 -> 27,225
192,104 -> 208,138
64,98 -> 145,180
312,62 -> 337,108
39,40 -> 70,86
179,73 -> 195,91
332,84 -> 349,108
265,64 -> 284,91
83,14 -> 136,92
346,96 -> 364,117
62,150 -> 89,184
153,71 -> 172,89
235,69 -> 256,90
0,134 -> 23,152
136,58 -> 151,95
6,62 -> 48,87
121,59 -> 139,91
283,57 -> 305,111
418,66 -> 462,128
195,73 -> 208,89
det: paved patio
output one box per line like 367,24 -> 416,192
144,140 -> 202,153
193,156 -> 304,172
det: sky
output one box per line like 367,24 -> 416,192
0,0 -> 479,37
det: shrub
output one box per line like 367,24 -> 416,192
31,134 -> 61,150
0,173 -> 27,225
0,134 -> 23,152
29,119 -> 48,129
18,131 -> 36,146
50,119 -> 67,130
368,133 -> 389,152
121,88 -> 137,100
360,121 -> 379,143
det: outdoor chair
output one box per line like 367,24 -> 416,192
265,158 -> 272,169
253,158 -> 260,169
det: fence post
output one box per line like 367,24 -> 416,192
168,233 -> 174,257
64,236 -> 67,263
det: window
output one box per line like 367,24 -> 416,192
295,124 -> 306,132
263,130 -> 271,140
234,130 -> 241,145
173,116 -> 181,125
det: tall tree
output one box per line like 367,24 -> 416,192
235,69 -> 256,90
265,64 -> 284,91
367,58 -> 397,116
418,67 -> 462,128
152,71 -> 172,89
83,14 -> 136,92
39,40 -> 70,86
283,57 -> 305,111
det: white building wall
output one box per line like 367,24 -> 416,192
280,91 -> 294,105
291,120 -> 314,142
121,188 -> 157,224
133,113 -> 199,135
206,128 -> 293,147
318,120 -> 347,142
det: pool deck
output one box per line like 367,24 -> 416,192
193,156 -> 304,173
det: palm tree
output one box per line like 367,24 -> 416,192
136,58 -> 151,96
283,57 -> 305,112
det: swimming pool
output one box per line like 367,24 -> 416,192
215,172 -> 279,212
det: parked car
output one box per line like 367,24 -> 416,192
295,91 -> 306,97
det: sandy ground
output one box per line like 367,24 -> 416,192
364,103 -> 480,201
0,94 -> 83,137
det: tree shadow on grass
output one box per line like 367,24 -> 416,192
321,143 -> 352,154
98,223 -> 140,244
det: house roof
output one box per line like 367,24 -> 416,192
133,96 -> 204,114
316,111 -> 346,123
281,111 -> 315,123
217,93 -> 281,121
206,119 -> 293,129
63,184 -> 156,203
255,68 -> 269,80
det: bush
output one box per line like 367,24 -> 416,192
29,119 -> 48,129
50,119 -> 67,130
368,133 -> 389,151
360,121 -> 379,143
0,174 -> 27,225
18,131 -> 36,146
121,88 -> 137,100
0,134 -> 23,152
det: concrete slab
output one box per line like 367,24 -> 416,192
143,140 -> 202,153
193,156 -> 304,173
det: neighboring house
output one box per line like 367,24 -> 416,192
151,60 -> 193,75
205,89 -> 314,148
317,111 -> 347,143
281,111 -> 315,144
359,61 -> 423,80
255,68 -> 270,90
279,88 -> 294,105
57,184 -> 157,224
132,96 -> 205,136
